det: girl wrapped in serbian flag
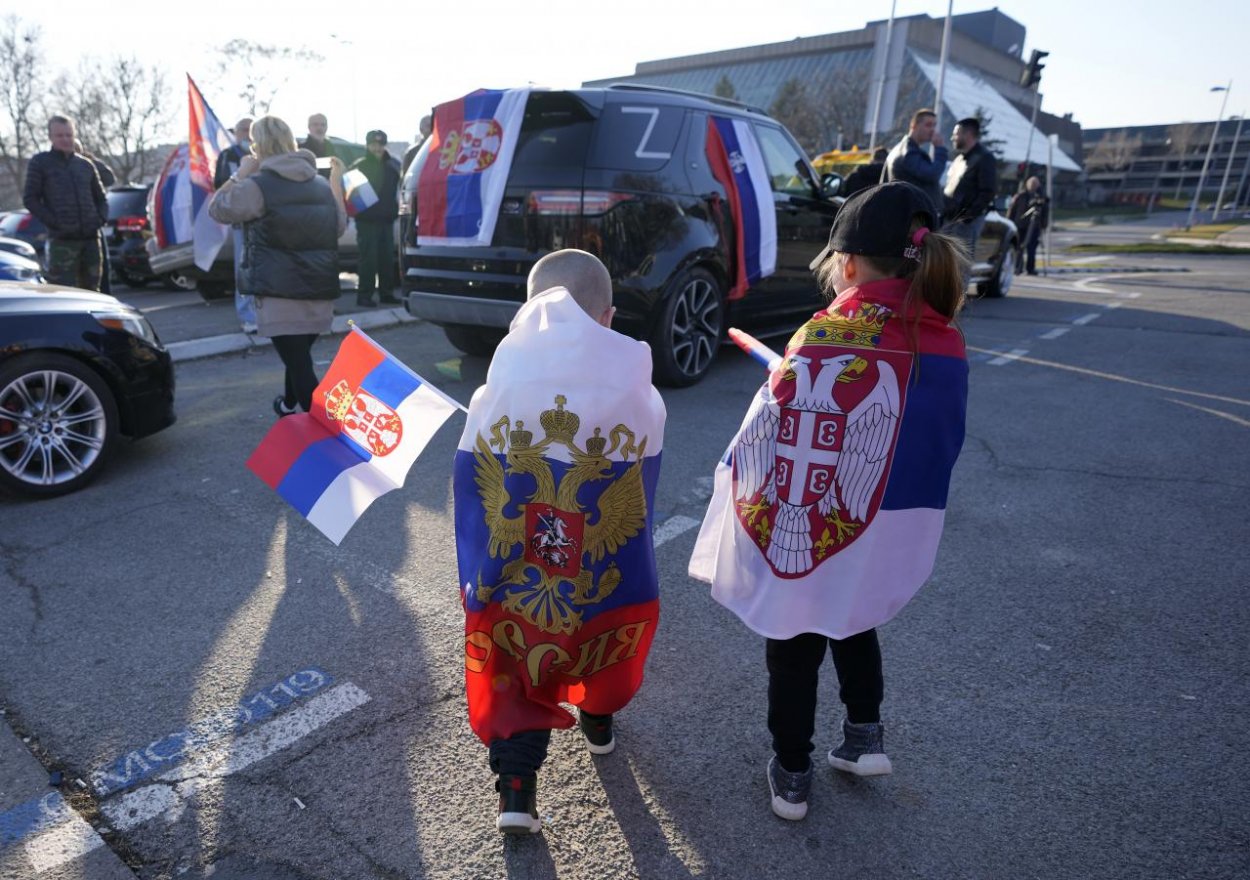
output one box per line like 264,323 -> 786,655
689,182 -> 969,821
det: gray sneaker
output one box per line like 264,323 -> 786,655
767,755 -> 812,820
828,720 -> 893,776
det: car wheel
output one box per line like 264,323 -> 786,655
0,353 -> 119,498
163,272 -> 197,292
977,240 -> 1015,299
443,324 -> 506,357
196,280 -> 231,301
117,269 -> 148,288
650,266 -> 725,387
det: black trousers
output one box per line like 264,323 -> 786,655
766,629 -> 883,772
488,711 -> 612,778
271,333 -> 319,412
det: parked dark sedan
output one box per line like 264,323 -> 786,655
0,210 -> 48,259
0,235 -> 39,262
0,283 -> 176,497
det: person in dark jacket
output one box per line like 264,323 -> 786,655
75,138 -> 116,293
208,115 -> 347,416
214,117 -> 258,332
23,115 -> 108,290
885,109 -> 947,222
1008,176 -> 1049,275
349,130 -> 401,307
299,113 -> 334,159
841,147 -> 889,198
941,117 -> 999,262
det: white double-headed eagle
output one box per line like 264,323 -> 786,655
734,352 -> 901,575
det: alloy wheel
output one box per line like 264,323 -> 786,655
0,369 -> 109,488
667,276 -> 722,379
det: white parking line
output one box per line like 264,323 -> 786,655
987,348 -> 1029,366
18,796 -> 107,873
1068,255 -> 1114,264
1102,301 -> 1123,310
1072,313 -> 1102,325
653,516 -> 701,548
1039,327 -> 1070,340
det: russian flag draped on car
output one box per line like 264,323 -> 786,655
705,115 -> 777,300
415,88 -> 530,246
688,277 -> 967,639
247,328 -> 464,544
454,288 -> 667,744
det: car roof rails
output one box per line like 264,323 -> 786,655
604,83 -> 766,116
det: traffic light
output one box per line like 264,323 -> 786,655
1021,49 -> 1049,88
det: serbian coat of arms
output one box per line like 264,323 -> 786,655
471,394 -> 650,636
732,304 -> 910,578
323,379 -> 403,457
439,118 -> 503,175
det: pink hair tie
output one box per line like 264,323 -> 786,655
912,227 -> 930,247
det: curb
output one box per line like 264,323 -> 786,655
167,308 -> 420,363
1037,265 -> 1190,275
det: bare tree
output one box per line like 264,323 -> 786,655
1086,129 -> 1142,174
212,39 -> 325,117
0,15 -> 44,207
714,75 -> 739,101
1166,122 -> 1202,198
51,56 -> 173,184
809,65 -> 872,152
972,106 -> 1007,160
769,78 -> 827,155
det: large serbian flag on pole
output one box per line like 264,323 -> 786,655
688,277 -> 967,639
454,288 -> 667,743
416,88 -> 530,246
185,75 -> 234,271
705,115 -> 777,300
247,327 -> 465,544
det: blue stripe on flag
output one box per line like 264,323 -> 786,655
445,91 -> 505,238
880,354 -> 968,511
276,436 -> 367,515
359,355 -> 422,410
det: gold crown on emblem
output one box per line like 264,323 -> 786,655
510,420 -> 533,449
585,427 -> 606,456
326,381 -> 354,422
540,395 -> 580,443
800,303 -> 891,347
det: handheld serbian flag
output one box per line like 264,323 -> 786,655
689,277 -> 967,640
247,327 -> 465,544
706,116 -> 777,300
186,75 -> 234,271
416,88 -> 530,246
151,144 -> 196,250
454,288 -> 667,743
341,169 -> 379,217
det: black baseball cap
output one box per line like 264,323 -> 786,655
366,129 -> 388,145
809,181 -> 937,271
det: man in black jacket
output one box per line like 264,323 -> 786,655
350,130 -> 401,307
941,117 -> 998,262
885,109 -> 948,221
299,113 -> 334,159
23,115 -> 108,290
1008,176 -> 1049,275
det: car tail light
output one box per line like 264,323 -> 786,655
527,191 -> 632,217
17,214 -> 33,231
117,216 -> 148,232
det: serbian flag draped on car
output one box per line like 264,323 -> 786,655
705,115 -> 777,300
688,278 -> 967,639
247,328 -> 464,544
415,88 -> 530,246
454,288 -> 667,744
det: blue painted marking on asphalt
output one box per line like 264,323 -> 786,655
90,667 -> 334,797
0,792 -> 66,850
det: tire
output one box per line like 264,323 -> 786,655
0,353 -> 119,498
196,280 -> 231,301
116,269 -> 149,288
163,272 -> 197,292
443,324 -> 506,357
977,240 -> 1016,299
649,267 -> 725,387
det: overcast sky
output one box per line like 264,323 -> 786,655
16,0 -> 1250,145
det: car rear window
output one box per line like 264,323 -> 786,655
588,102 -> 685,172
511,92 -> 596,174
107,189 -> 149,219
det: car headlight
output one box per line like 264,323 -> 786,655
93,310 -> 159,345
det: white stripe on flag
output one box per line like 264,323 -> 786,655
474,89 -> 530,247
305,463 -> 396,545
366,383 -> 461,488
732,119 -> 778,278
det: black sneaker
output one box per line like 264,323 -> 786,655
828,720 -> 893,776
495,774 -> 541,834
273,395 -> 298,417
577,710 -> 615,755
767,755 -> 811,821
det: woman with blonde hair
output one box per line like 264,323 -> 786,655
209,114 -> 346,415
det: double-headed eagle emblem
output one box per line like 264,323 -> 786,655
734,308 -> 904,577
473,395 -> 649,635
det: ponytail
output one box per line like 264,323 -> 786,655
903,220 -> 968,323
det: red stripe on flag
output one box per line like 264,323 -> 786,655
308,330 -> 387,431
706,119 -> 749,301
246,413 -> 331,489
417,97 -> 466,239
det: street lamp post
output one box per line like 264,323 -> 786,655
867,0 -> 898,154
1212,114 -> 1243,222
1187,82 -> 1231,229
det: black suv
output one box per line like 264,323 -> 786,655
104,185 -> 156,287
401,86 -> 843,386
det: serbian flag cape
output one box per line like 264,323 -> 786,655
454,288 -> 667,743
185,75 -> 234,271
688,277 -> 967,639
247,327 -> 465,544
706,115 -> 777,300
416,88 -> 530,246
342,169 -> 379,217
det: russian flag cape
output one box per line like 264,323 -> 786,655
454,289 -> 666,743
416,88 -> 530,246
689,277 -> 967,639
705,115 -> 777,300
